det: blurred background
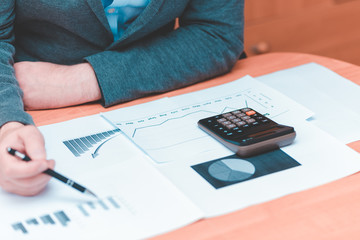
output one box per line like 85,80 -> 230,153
244,0 -> 360,66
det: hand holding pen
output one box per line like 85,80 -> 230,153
7,148 -> 97,198
0,124 -> 54,196
0,124 -> 96,198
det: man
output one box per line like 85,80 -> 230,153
0,0 -> 244,196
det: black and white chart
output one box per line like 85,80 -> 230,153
192,150 -> 301,189
62,129 -> 121,158
104,76 -> 312,163
10,196 -> 133,237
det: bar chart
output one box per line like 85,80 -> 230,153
62,129 -> 121,158
11,196 -> 126,235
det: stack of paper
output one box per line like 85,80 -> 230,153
1,64 -> 359,239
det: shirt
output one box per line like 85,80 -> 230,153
102,0 -> 150,40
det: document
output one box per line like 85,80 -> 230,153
0,115 -> 203,240
257,62 -> 360,143
1,75 -> 359,239
102,75 -> 360,217
103,76 -> 313,164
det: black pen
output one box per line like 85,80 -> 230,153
7,147 -> 98,198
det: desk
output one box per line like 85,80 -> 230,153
29,52 -> 360,240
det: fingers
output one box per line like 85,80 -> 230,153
0,125 -> 48,178
0,173 -> 51,196
2,156 -> 52,179
13,124 -> 46,161
0,159 -> 55,196
0,123 -> 54,196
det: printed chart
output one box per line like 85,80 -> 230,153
11,196 -> 130,236
104,78 -> 296,163
192,150 -> 301,189
208,159 -> 256,182
62,129 -> 121,158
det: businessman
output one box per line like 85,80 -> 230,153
0,0 -> 245,196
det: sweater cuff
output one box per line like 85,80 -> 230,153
0,109 -> 34,127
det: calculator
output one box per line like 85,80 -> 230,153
198,108 -> 296,157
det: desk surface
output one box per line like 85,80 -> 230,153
29,52 -> 360,240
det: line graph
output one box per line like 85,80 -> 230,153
131,110 -> 220,137
117,90 -> 278,138
104,80 -> 291,163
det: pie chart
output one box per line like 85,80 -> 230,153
208,158 -> 255,182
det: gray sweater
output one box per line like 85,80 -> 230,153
0,0 -> 244,127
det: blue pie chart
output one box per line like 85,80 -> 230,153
208,159 -> 255,182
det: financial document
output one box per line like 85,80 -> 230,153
103,76 -> 313,164
1,74 -> 359,239
103,75 -> 360,217
0,115 -> 202,240
257,62 -> 360,143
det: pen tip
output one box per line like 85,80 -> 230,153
85,189 -> 99,199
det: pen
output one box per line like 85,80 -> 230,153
7,147 -> 98,198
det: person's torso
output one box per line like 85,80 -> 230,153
14,0 -> 188,64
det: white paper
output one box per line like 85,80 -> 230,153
0,115 -> 203,240
103,76 -> 313,164
1,72 -> 359,239
156,120 -> 360,217
102,75 -> 360,217
257,63 -> 360,143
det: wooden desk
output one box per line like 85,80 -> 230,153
29,52 -> 360,240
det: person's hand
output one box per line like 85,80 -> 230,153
0,122 -> 55,196
14,61 -> 101,110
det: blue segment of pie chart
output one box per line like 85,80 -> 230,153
208,159 -> 255,182
191,150 -> 301,189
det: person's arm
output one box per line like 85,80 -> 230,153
0,1 -> 33,125
86,0 -> 245,107
0,1 -> 54,196
13,61 -> 101,110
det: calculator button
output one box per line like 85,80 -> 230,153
217,118 -> 227,123
232,110 -> 241,114
245,110 -> 256,116
252,122 -> 259,126
222,121 -> 231,125
235,113 -> 246,118
222,113 -> 232,117
231,118 -> 241,123
245,118 -> 256,124
235,121 -> 246,127
241,108 -> 251,112
225,124 -> 236,129
241,116 -> 251,120
226,115 -> 236,120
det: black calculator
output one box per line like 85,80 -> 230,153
198,108 -> 296,157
